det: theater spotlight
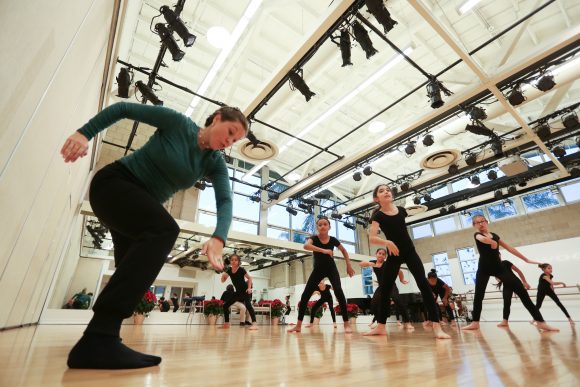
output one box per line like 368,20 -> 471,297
363,165 -> 373,176
289,70 -> 316,102
331,211 -> 343,220
352,21 -> 378,59
302,198 -> 318,206
467,106 -> 487,121
487,170 -> 498,180
470,175 -> 480,186
135,81 -> 163,105
426,76 -> 451,109
413,196 -> 421,205
116,68 -> 133,98
343,221 -> 356,230
562,112 -> 579,129
494,190 -> 503,200
552,146 -> 566,158
268,191 -> 280,200
570,167 -> 580,178
353,171 -> 362,181
491,139 -> 503,156
422,134 -> 434,147
404,142 -> 416,155
534,122 -> 551,142
400,182 -> 411,192
448,204 -> 456,212
391,186 -> 398,197
286,206 -> 298,216
194,181 -> 206,190
448,164 -> 459,175
508,85 -> 525,106
507,186 -> 517,196
423,193 -> 432,202
439,207 -> 447,215
160,6 -> 196,46
155,23 -> 185,61
364,0 -> 398,33
536,73 -> 555,92
465,153 -> 477,166
339,29 -> 353,67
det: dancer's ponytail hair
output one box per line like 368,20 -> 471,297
494,280 -> 503,290
427,269 -> 438,279
538,263 -> 550,270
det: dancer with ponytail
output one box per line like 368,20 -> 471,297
426,269 -> 456,327
536,263 -> 574,324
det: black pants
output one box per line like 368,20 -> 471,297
309,296 -> 336,323
372,284 -> 410,323
472,268 -> 543,322
376,250 -> 438,324
86,162 -> 180,336
536,287 -> 571,319
224,294 -> 256,323
297,263 -> 349,322
433,291 -> 455,321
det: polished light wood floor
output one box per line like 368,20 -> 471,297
0,322 -> 578,386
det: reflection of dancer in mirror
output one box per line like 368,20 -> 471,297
220,254 -> 258,330
426,269 -> 456,327
305,280 -> 337,328
288,216 -> 355,333
536,263 -> 574,325
364,185 -> 450,339
494,260 -> 532,327
61,102 -> 248,369
463,215 -> 558,332
359,248 -> 413,330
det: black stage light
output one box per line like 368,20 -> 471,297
331,212 -> 342,220
365,0 -> 398,33
467,106 -> 487,121
343,221 -> 356,230
363,166 -> 373,176
448,164 -> 459,175
423,193 -> 432,202
314,191 -> 331,200
422,134 -> 434,147
465,153 -> 477,166
155,23 -> 185,61
160,6 -> 196,46
400,182 -> 410,192
426,76 -> 451,109
355,219 -> 368,227
135,81 -> 163,105
470,175 -> 480,186
353,171 -> 362,181
507,186 -> 517,196
518,180 -> 528,187
352,21 -> 378,59
465,122 -> 496,138
491,139 -> 503,156
494,190 -> 503,200
413,196 -> 421,205
194,181 -> 206,190
268,191 -> 280,200
250,195 -> 261,203
286,206 -> 298,216
570,167 -> 580,178
289,70 -> 316,102
116,68 -> 133,98
552,146 -> 566,158
404,142 -> 416,155
487,170 -> 498,180
448,204 -> 456,212
562,112 -> 579,130
536,74 -> 555,92
439,207 -> 447,215
508,85 -> 525,106
534,122 -> 551,142
297,202 -> 309,211
391,186 -> 398,197
339,29 -> 353,67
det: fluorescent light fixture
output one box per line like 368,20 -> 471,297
306,173 -> 352,198
242,160 -> 269,181
286,172 -> 301,182
207,26 -> 231,49
368,121 -> 386,133
185,0 -> 262,116
459,0 -> 482,15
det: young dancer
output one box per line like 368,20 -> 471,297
463,216 -> 558,332
359,248 -> 413,330
62,102 -> 248,369
288,216 -> 355,333
364,185 -> 450,339
305,280 -> 337,328
494,260 -> 532,327
220,254 -> 258,330
426,269 -> 456,327
536,263 -> 574,325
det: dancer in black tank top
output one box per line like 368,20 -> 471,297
536,263 -> 574,324
359,248 -> 413,330
494,260 -> 532,327
305,281 -> 337,328
288,217 -> 355,333
463,216 -> 558,332
426,269 -> 456,327
363,185 -> 450,339
219,254 -> 258,330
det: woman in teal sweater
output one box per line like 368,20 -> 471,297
61,102 -> 248,369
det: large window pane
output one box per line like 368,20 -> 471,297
341,242 -> 356,253
521,190 -> 560,212
292,212 -> 315,233
336,222 -> 356,243
460,208 -> 484,228
432,252 -> 452,286
487,199 -> 517,221
198,212 -> 216,228
460,260 -> 478,272
560,180 -> 580,203
233,172 -> 261,195
440,275 -> 453,286
293,232 -> 309,244
232,219 -> 257,234
267,227 -> 290,241
268,202 -> 290,228
457,246 -> 478,285
432,252 -> 448,266
232,193 -> 259,221
433,216 -> 456,235
411,223 -> 433,239
199,186 -> 217,211
463,272 -> 477,285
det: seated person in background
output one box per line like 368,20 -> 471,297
220,285 -> 251,326
170,293 -> 179,313
159,297 -> 170,312
183,292 -> 193,313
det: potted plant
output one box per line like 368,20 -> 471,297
334,303 -> 360,325
203,299 -> 224,325
260,299 -> 285,325
134,290 -> 157,324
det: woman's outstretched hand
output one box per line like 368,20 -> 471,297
202,237 -> 224,271
61,132 -> 89,163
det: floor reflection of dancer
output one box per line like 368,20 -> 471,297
61,102 -> 248,369
359,248 -> 413,330
363,184 -> 450,339
536,263 -> 574,325
305,280 -> 337,328
426,269 -> 456,327
463,215 -> 558,332
288,216 -> 355,333
494,260 -> 532,327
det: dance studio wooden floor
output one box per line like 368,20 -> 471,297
0,322 -> 578,386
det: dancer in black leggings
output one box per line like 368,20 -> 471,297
536,263 -> 574,325
364,185 -> 450,339
494,260 -> 532,327
61,102 -> 248,369
220,254 -> 258,330
305,281 -> 337,328
288,216 -> 355,333
426,269 -> 456,327
463,216 -> 558,332
359,248 -> 413,330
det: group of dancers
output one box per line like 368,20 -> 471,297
60,103 -> 573,369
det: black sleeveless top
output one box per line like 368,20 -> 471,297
319,284 -> 332,300
371,207 -> 414,256
474,232 -> 501,274
429,278 -> 447,298
226,267 -> 248,296
310,235 -> 341,267
538,273 -> 553,291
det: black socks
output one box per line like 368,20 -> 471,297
67,333 -> 161,369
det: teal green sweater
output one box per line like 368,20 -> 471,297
78,102 -> 232,242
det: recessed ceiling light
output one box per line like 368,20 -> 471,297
368,121 -> 386,133
206,26 -> 231,49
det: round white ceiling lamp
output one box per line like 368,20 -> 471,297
239,139 -> 279,161
206,26 -> 231,49
368,121 -> 386,133
420,149 -> 461,170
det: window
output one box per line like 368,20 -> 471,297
411,223 -> 433,239
433,216 -> 456,235
457,247 -> 478,285
232,172 -> 260,195
451,177 -> 472,193
198,212 -> 216,227
292,211 -> 315,233
432,252 -> 452,286
198,186 -> 217,212
460,208 -> 485,228
267,227 -> 289,241
336,221 -> 356,243
430,185 -> 449,200
362,267 -> 374,295
293,232 -> 309,244
521,189 -> 560,212
341,242 -> 356,253
559,180 -> 580,203
232,219 -> 257,234
232,193 -> 260,221
487,199 -> 517,221
268,202 -> 290,228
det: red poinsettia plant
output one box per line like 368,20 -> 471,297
297,301 -> 326,318
203,299 -> 224,316
334,303 -> 360,319
134,290 -> 157,315
259,299 -> 285,317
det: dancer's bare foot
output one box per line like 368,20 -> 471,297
363,323 -> 387,336
569,318 -> 576,326
333,323 -> 338,329
344,322 -> 353,334
432,323 -> 451,339
463,322 -> 480,331
403,323 -> 415,331
422,321 -> 432,328
451,320 -> 457,328
497,320 -> 509,327
536,322 -> 560,332
304,324 -> 313,328
248,323 -> 258,331
397,321 -> 403,327
218,323 -> 230,329
440,320 -> 447,326
288,321 -> 302,333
